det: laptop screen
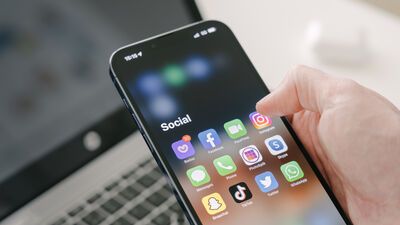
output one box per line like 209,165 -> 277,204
0,0 -> 200,219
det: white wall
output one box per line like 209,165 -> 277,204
197,0 -> 400,107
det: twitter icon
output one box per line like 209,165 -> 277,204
255,171 -> 279,193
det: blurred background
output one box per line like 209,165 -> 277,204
0,0 -> 399,225
198,0 -> 400,107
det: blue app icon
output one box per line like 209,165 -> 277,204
255,171 -> 279,193
198,129 -> 222,150
265,135 -> 288,156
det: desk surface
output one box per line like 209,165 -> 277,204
197,0 -> 400,107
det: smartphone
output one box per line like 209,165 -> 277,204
109,21 -> 350,225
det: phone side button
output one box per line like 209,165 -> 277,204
142,135 -> 154,152
134,116 -> 145,134
122,99 -> 143,132
122,98 -> 129,109
142,136 -> 167,175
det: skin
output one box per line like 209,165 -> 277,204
256,65 -> 400,225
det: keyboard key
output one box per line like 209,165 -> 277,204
162,183 -> 172,192
137,175 -> 156,187
170,202 -> 182,213
149,168 -> 163,179
139,158 -> 152,167
72,222 -> 86,225
101,198 -> 123,214
128,204 -> 150,220
50,217 -> 66,225
87,193 -> 102,204
152,213 -> 170,225
122,159 -> 152,179
105,181 -> 119,191
119,186 -> 140,200
146,192 -> 167,206
68,205 -> 84,217
111,216 -> 131,225
82,210 -> 106,225
177,213 -> 188,224
122,170 -> 136,180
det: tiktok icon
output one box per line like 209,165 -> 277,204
229,182 -> 252,203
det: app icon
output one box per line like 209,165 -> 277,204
229,182 -> 252,203
163,65 -> 186,87
224,119 -> 247,139
198,129 -> 222,150
213,155 -> 237,176
265,135 -> 288,155
171,139 -> 195,159
201,192 -> 226,215
186,165 -> 211,187
239,145 -> 263,166
249,112 -> 272,129
255,171 -> 279,193
280,161 -> 304,182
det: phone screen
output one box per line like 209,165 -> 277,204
110,21 -> 348,225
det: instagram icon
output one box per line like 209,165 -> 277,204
249,112 -> 272,129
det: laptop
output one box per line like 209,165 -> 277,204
0,1 -> 201,224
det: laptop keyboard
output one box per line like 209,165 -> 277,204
49,158 -> 189,225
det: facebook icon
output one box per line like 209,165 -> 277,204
198,129 -> 222,150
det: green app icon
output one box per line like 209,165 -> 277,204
224,119 -> 247,139
213,155 -> 237,176
280,161 -> 304,182
163,65 -> 186,87
186,165 -> 211,187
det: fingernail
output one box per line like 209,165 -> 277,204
256,95 -> 269,106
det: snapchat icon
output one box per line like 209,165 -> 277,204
201,192 -> 226,215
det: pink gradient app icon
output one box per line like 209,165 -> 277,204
239,145 -> 263,166
249,112 -> 272,129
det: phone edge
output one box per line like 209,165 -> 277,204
108,20 -> 352,225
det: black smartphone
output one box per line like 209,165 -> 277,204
109,21 -> 350,225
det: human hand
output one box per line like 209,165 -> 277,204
256,65 -> 400,225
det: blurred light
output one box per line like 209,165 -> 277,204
148,95 -> 177,119
83,131 -> 101,151
135,72 -> 164,96
305,21 -> 322,48
304,20 -> 369,65
163,65 -> 186,87
184,56 -> 211,79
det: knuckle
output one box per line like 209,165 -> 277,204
288,65 -> 308,78
327,78 -> 362,104
287,65 -> 319,84
336,78 -> 360,92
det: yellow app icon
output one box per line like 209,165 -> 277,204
201,192 -> 227,215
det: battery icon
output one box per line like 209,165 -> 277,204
207,27 -> 216,33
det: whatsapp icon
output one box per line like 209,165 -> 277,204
280,161 -> 304,182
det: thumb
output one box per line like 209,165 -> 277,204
256,65 -> 335,116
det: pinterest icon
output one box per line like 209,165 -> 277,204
249,112 -> 272,129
